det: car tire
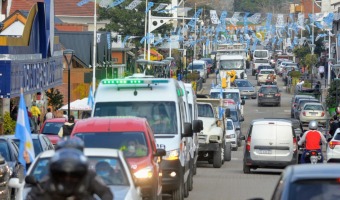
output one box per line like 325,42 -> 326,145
184,176 -> 189,198
243,162 -> 251,174
213,147 -> 223,168
224,143 -> 232,161
188,167 -> 193,191
172,175 -> 184,200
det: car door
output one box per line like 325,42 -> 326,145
250,123 -> 276,161
276,124 -> 295,162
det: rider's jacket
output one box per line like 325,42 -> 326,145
298,130 -> 327,150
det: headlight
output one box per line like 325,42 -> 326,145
163,149 -> 179,160
134,166 -> 153,179
226,134 -> 235,139
209,135 -> 219,143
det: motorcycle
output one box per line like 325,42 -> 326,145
304,150 -> 323,164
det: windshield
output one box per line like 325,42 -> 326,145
188,64 -> 204,70
93,102 -> 177,135
226,121 -> 233,130
235,80 -> 252,87
30,157 -> 129,185
219,60 -> 244,70
75,132 -> 148,158
230,110 -> 238,122
13,139 -> 43,155
41,122 -> 64,135
260,70 -> 274,74
0,141 -> 10,162
254,51 -> 268,58
197,104 -> 214,118
210,92 -> 240,103
303,104 -> 323,111
288,179 -> 340,200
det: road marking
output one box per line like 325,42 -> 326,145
231,158 -> 239,160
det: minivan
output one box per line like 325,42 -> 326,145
242,119 -> 298,174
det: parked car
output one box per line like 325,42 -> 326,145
326,129 -> 340,163
233,79 -> 257,99
39,118 -> 68,145
187,60 -> 208,82
4,134 -> 54,156
8,148 -> 143,200
270,164 -> 340,200
71,117 -> 165,199
257,69 -> 276,86
299,102 -> 328,126
293,98 -> 319,119
277,61 -> 293,76
255,65 -> 272,80
290,95 -> 316,118
225,119 -> 238,151
257,85 -> 281,106
242,119 -> 298,174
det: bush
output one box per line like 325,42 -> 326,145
3,112 -> 16,134
326,79 -> 340,109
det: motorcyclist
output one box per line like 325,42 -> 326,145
298,120 -> 327,164
27,143 -> 113,200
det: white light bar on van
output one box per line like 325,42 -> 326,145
101,79 -> 169,85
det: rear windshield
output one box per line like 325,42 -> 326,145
75,132 -> 148,158
260,70 -> 273,74
259,87 -> 278,93
235,81 -> 252,87
255,59 -> 269,63
41,122 -> 64,135
226,121 -> 233,130
198,104 -> 214,118
289,179 -> 340,200
303,104 -> 323,110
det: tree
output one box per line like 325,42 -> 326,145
45,88 -> 64,112
98,0 -> 172,46
234,0 -> 289,13
304,54 -> 318,73
293,46 -> 310,66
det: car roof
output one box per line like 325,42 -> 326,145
37,148 -> 120,159
287,164 -> 340,182
251,119 -> 292,126
4,134 -> 41,140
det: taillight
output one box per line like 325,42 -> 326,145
258,93 -> 264,97
293,103 -> 296,108
329,141 -> 340,149
293,138 -> 297,152
311,151 -> 317,156
302,111 -> 306,116
321,112 -> 325,117
246,136 -> 251,151
275,93 -> 281,97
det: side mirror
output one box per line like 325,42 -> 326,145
182,123 -> 193,137
154,149 -> 166,157
8,178 -> 22,189
241,99 -> 245,105
192,120 -> 203,132
25,175 -> 38,186
240,135 -> 246,140
225,108 -> 231,118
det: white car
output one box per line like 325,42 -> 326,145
326,130 -> 340,163
9,148 -> 142,200
225,119 -> 238,151
257,69 -> 276,86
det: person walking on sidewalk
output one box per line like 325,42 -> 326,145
30,102 -> 41,132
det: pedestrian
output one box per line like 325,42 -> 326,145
318,65 -> 325,79
30,102 -> 41,132
58,115 -> 76,138
295,79 -> 304,94
44,108 -> 54,122
329,115 -> 340,137
62,111 -> 68,121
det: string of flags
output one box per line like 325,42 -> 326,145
77,0 -> 337,50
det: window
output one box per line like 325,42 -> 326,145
0,141 -> 11,162
197,104 -> 214,118
226,121 -> 233,130
219,60 -> 244,70
303,104 -> 323,111
41,122 -> 64,135
188,64 -> 204,70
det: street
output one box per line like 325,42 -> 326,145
187,72 -> 293,200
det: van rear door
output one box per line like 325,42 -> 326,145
250,123 -> 276,161
275,124 -> 294,161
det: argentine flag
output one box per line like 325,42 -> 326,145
15,93 -> 35,173
87,86 -> 94,109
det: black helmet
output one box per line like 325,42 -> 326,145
49,148 -> 88,196
55,137 -> 84,152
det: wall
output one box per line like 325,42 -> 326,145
112,52 -> 124,64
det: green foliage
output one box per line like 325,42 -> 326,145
304,54 -> 318,69
234,0 -> 288,13
98,0 -> 172,47
45,88 -> 64,112
293,46 -> 310,66
185,72 -> 200,82
290,71 -> 301,78
326,79 -> 340,108
3,112 -> 15,134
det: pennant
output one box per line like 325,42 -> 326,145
96,33 -> 101,43
110,0 -> 125,8
244,12 -> 250,33
230,12 -> 240,26
210,10 -> 220,24
297,13 -> 305,30
99,0 -> 111,8
87,86 -> 94,109
107,33 -> 111,49
154,3 -> 168,11
315,21 -> 324,29
122,35 -> 130,48
265,13 -> 272,30
146,2 -> 154,13
248,13 -> 261,24
323,12 -> 334,29
125,0 -> 142,10
276,14 -> 285,28
77,0 -> 90,7
188,8 -> 203,29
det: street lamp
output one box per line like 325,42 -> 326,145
63,49 -> 74,120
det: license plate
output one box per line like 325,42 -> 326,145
310,112 -> 317,116
259,150 -> 272,154
266,95 -> 273,98
198,139 -> 206,144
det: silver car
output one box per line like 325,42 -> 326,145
234,79 -> 257,99
299,102 -> 329,126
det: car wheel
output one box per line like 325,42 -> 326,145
172,175 -> 184,200
184,174 -> 189,198
213,147 -> 223,168
243,162 -> 251,174
224,142 -> 232,161
188,166 -> 193,191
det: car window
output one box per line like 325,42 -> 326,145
198,104 -> 214,118
260,87 -> 278,93
303,104 -> 323,110
41,122 -> 64,135
226,121 -> 233,130
334,133 -> 340,140
230,110 -> 238,122
235,81 -> 252,87
43,136 -> 53,150
0,141 -> 11,162
289,179 -> 340,200
260,70 -> 273,74
75,132 -> 148,158
13,139 -> 43,156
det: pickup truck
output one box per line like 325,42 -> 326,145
197,98 -> 231,168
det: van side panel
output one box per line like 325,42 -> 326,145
250,124 -> 276,161
275,125 -> 294,162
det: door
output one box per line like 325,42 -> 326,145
250,123 -> 276,161
275,125 -> 294,162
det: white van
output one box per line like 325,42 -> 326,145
92,77 -> 202,199
184,83 -> 200,175
242,119 -> 298,174
209,87 -> 245,115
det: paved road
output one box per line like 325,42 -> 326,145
187,72 -> 293,200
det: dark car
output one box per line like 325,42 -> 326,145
233,79 -> 257,99
271,164 -> 340,200
257,85 -> 281,106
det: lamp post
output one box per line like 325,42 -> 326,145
63,49 -> 74,120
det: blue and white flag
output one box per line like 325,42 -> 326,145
87,86 -> 94,109
15,93 -> 35,174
